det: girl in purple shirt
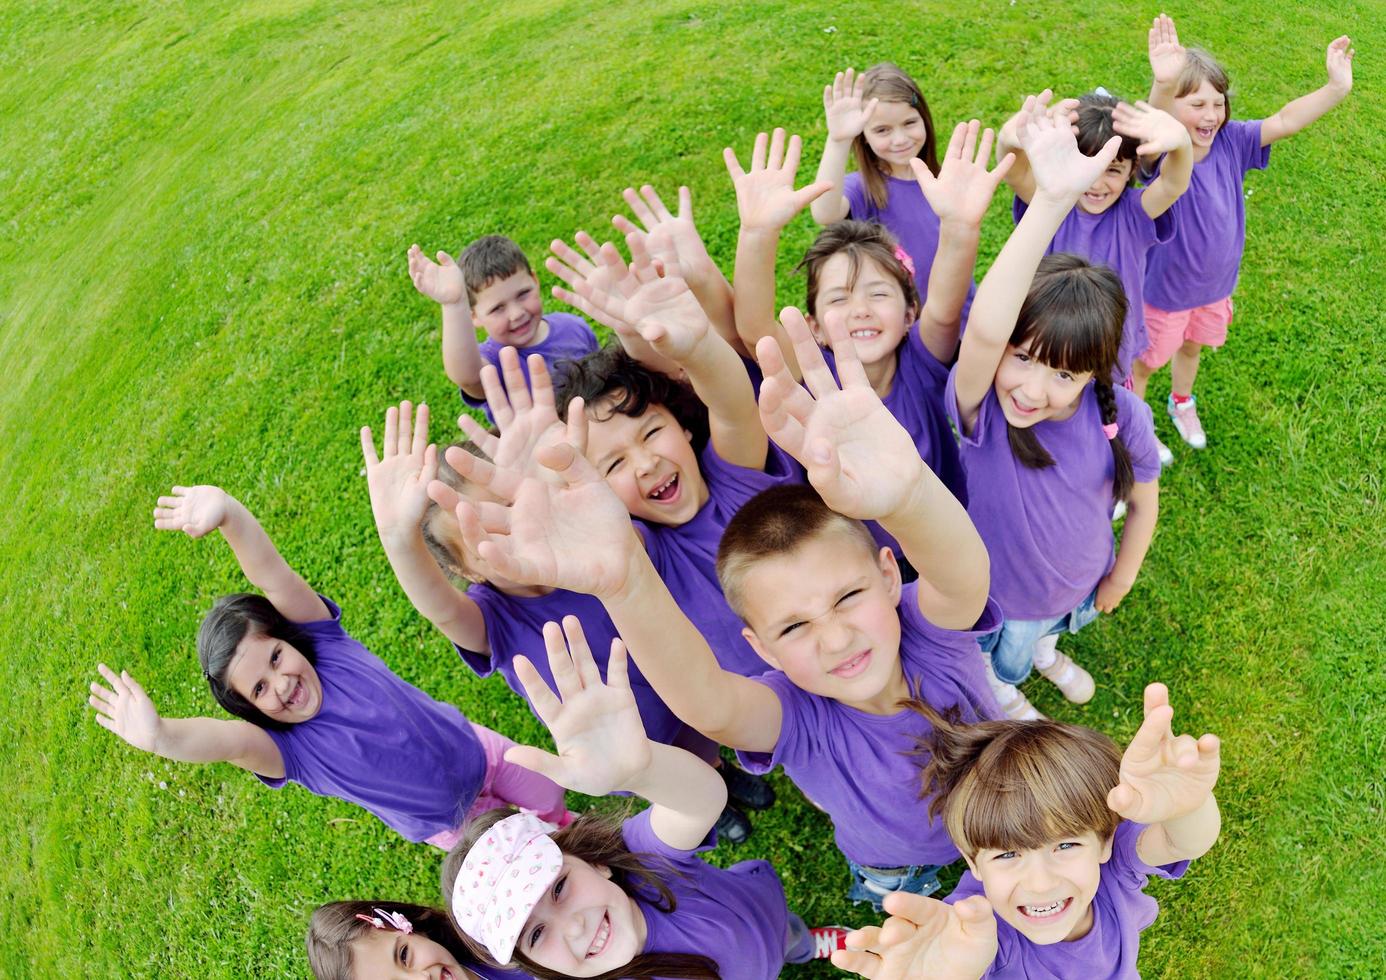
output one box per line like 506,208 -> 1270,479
949,102 -> 1163,721
1134,16 -> 1355,454
441,619 -> 845,979
833,683 -> 1221,980
87,485 -> 567,848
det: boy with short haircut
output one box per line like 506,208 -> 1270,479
408,234 -> 599,419
438,305 -> 1000,908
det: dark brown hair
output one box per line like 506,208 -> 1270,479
1075,93 -> 1140,185
460,235 -> 534,304
1006,254 -> 1136,501
853,63 -> 940,209
908,701 -> 1122,860
196,593 -> 318,730
555,343 -> 710,454
306,900 -> 474,980
1174,48 -> 1233,121
798,219 -> 919,324
441,808 -> 720,979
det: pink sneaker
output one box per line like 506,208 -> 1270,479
1167,395 -> 1207,449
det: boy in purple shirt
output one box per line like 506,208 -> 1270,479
1134,17 -> 1355,452
437,306 -> 997,909
833,683 -> 1221,980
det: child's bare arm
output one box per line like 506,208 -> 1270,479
1113,102 -> 1193,218
811,69 -> 878,225
1145,15 -> 1186,113
408,244 -> 486,399
154,485 -> 328,624
1260,36 -> 1354,146
911,120 -> 1014,362
1096,478 -> 1159,614
88,664 -> 285,777
1110,684 -> 1222,866
757,310 -> 989,629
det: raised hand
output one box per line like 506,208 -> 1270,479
153,485 -> 229,539
407,244 -> 467,307
724,128 -> 834,233
89,664 -> 162,754
1112,100 -> 1190,156
823,68 -> 880,143
547,231 -> 638,334
1108,683 -> 1221,824
504,617 -> 652,796
612,185 -> 711,270
1326,35 -> 1355,93
832,891 -> 997,980
361,401 -> 437,540
912,120 -> 1014,227
756,309 -> 925,521
1019,98 -> 1122,202
1148,14 -> 1186,86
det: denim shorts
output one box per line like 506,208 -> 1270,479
846,859 -> 943,910
978,589 -> 1101,686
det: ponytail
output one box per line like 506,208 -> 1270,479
1092,380 -> 1135,502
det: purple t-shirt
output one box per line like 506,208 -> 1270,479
256,597 -> 487,842
470,963 -> 530,980
1145,120 -> 1270,312
843,171 -> 976,327
736,587 -> 1002,867
1014,192 -> 1176,382
624,809 -> 791,980
462,312 -> 599,419
636,441 -> 800,678
947,820 -> 1191,979
822,325 -> 966,556
946,371 -> 1162,621
458,585 -> 708,754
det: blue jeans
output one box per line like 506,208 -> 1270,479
847,859 -> 943,911
978,590 -> 1101,686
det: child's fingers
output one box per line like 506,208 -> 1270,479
96,662 -> 123,690
359,426 -> 379,468
954,894 -> 995,925
605,637 -> 630,691
511,654 -> 561,723
750,130 -> 769,172
426,478 -> 462,512
830,948 -> 883,976
767,127 -> 787,171
757,376 -> 808,459
499,347 -> 533,414
572,230 -> 603,264
676,185 -> 692,219
723,146 -> 746,181
942,119 -> 966,161
457,414 -> 500,456
960,119 -> 980,165
792,180 -> 836,212
1106,780 -> 1139,814
471,500 -> 513,536
640,184 -> 672,222
527,354 -> 556,414
559,615 -> 602,689
862,96 -> 879,123
1143,681 -> 1171,715
410,404 -> 430,458
442,444 -> 504,496
610,214 -> 641,239
502,744 -> 568,785
843,924 -> 885,952
1170,733 -> 1201,768
396,401 -> 415,457
1126,703 -> 1175,761
534,439 -> 600,490
542,620 -> 583,698
781,306 -> 837,396
992,150 -> 1016,183
548,239 -> 593,277
382,404 -> 399,459
622,186 -> 657,228
782,133 -> 803,178
820,314 -> 871,392
564,397 -> 589,458
975,127 -> 997,168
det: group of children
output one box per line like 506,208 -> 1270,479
87,16 -> 1354,979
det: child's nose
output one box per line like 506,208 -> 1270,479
1021,857 -> 1060,892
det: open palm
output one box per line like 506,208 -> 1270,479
88,664 -> 161,753
1020,106 -> 1121,201
833,893 -> 997,980
153,485 -> 228,538
1108,684 -> 1221,824
407,244 -> 466,306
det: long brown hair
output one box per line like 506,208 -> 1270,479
441,808 -> 721,980
852,63 -> 940,209
1006,253 -> 1136,501
306,900 -> 474,980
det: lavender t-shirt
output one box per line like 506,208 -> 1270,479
625,809 -> 791,980
1014,192 -> 1176,381
470,963 -> 531,980
946,371 -> 1162,621
458,585 -> 707,754
462,312 -> 599,418
256,597 -> 486,842
947,821 -> 1191,979
1145,120 -> 1270,311
636,441 -> 800,678
736,587 -> 1002,867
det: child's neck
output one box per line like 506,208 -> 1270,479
863,353 -> 899,399
491,580 -> 554,598
838,658 -> 910,715
884,161 -> 915,180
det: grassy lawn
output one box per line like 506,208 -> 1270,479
2,1 -> 1382,975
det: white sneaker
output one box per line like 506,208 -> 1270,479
1155,437 -> 1174,466
1167,395 -> 1207,449
1035,637 -> 1096,704
985,664 -> 1044,720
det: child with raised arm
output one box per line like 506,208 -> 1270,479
441,308 -> 1000,909
442,617 -> 847,978
832,683 -> 1221,980
1135,16 -> 1355,453
810,64 -> 977,316
86,485 -> 568,849
998,89 -> 1192,387
949,103 -> 1164,720
408,234 -> 599,421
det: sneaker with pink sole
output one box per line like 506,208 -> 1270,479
1167,395 -> 1207,449
1035,646 -> 1095,704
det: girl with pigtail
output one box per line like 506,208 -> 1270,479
947,99 -> 1164,720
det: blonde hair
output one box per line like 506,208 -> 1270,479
1174,47 -> 1233,120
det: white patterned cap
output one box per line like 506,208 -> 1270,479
451,811 -> 564,963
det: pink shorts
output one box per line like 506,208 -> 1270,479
1138,298 -> 1234,370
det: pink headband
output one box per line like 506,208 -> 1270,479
1102,422 -> 1119,440
893,245 -> 916,279
452,811 -> 564,964
355,907 -> 413,934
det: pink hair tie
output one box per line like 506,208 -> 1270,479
893,245 -> 916,279
354,908 -> 413,934
1102,422 -> 1119,440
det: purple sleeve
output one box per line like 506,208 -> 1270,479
944,364 -> 994,449
621,808 -> 714,866
843,171 -> 873,220
1109,820 -> 1191,886
453,586 -> 498,677
1115,388 -> 1162,484
1230,119 -> 1272,173
732,671 -> 812,775
1012,194 -> 1027,224
1152,204 -> 1177,246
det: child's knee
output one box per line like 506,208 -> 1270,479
1177,339 -> 1203,357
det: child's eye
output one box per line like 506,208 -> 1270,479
398,942 -> 410,966
779,621 -> 806,638
1057,371 -> 1075,382
870,291 -> 890,300
270,648 -> 280,666
994,850 -> 1018,861
605,457 -> 624,476
528,923 -> 545,948
836,589 -> 863,606
252,681 -> 264,698
1056,841 -> 1081,851
553,873 -> 567,899
1014,351 -> 1030,363
644,426 -> 663,440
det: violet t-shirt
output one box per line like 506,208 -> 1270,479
1014,192 -> 1176,381
256,597 -> 487,842
636,441 -> 800,678
947,821 -> 1191,979
624,809 -> 791,980
1145,120 -> 1270,311
457,585 -> 707,754
736,587 -> 1002,867
844,171 -> 977,325
946,371 -> 1162,621
462,312 -> 599,419
469,963 -> 531,980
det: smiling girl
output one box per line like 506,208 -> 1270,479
86,484 -> 568,846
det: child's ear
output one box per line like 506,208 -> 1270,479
876,546 -> 903,604
806,312 -> 827,346
742,627 -> 781,671
595,863 -> 613,879
1099,835 -> 1115,865
962,852 -> 980,877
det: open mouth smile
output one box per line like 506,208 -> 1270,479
586,912 -> 611,958
646,473 -> 680,503
1019,897 -> 1073,921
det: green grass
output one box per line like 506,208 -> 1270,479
2,0 -> 1383,975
